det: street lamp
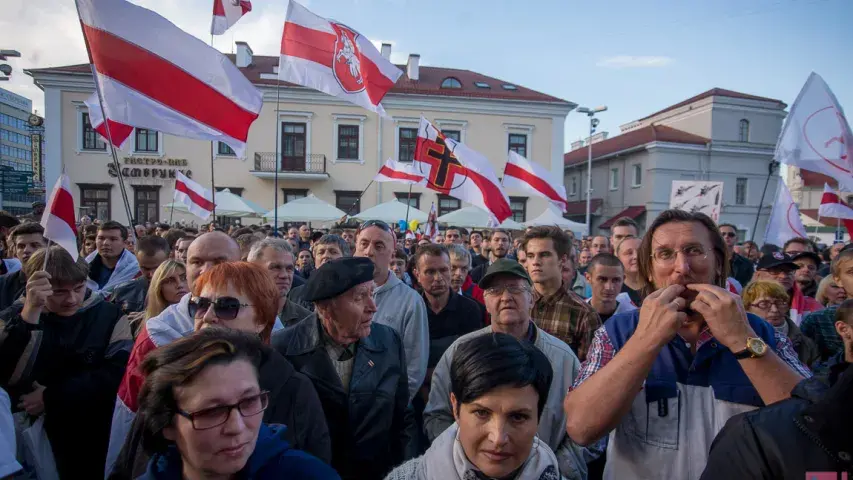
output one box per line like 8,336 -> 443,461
0,50 -> 20,81
576,105 -> 607,236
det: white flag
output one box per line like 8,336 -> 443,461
41,174 -> 78,261
373,158 -> 425,185
502,150 -> 568,212
818,183 -> 853,219
775,72 -> 853,191
764,181 -> 808,247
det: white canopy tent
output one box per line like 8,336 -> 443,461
163,188 -> 266,218
352,198 -> 429,224
524,206 -> 588,236
437,206 -> 524,230
263,194 -> 347,223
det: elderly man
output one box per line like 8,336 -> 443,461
752,252 -> 822,325
718,223 -> 754,287
109,235 -> 170,315
273,257 -> 412,480
289,234 -> 350,311
564,209 -> 811,480
0,223 -> 45,310
298,224 -> 312,251
424,259 -> 587,480
355,220 -> 428,401
87,221 -> 140,295
248,238 -> 311,326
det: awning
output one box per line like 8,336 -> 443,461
564,198 -> 602,217
599,206 -> 646,229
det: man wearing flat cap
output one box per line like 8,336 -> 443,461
422,259 -> 588,480
272,256 -> 414,480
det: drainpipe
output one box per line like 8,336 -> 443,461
377,115 -> 383,204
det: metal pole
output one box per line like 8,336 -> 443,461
346,179 -> 374,217
404,183 -> 413,226
584,117 -> 593,235
209,33 -> 216,225
750,160 -> 777,243
273,78 -> 282,234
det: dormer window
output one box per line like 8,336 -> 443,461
440,77 -> 462,89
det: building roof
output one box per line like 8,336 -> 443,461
564,198 -> 602,216
800,170 -> 837,189
564,125 -> 708,166
636,88 -> 787,122
26,55 -> 571,104
598,206 -> 646,229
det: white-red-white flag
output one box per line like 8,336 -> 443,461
422,202 -> 439,241
77,0 -> 263,157
83,92 -> 133,150
41,174 -> 78,261
764,180 -> 808,247
819,183 -> 853,219
414,117 -> 512,226
174,171 -> 215,220
211,0 -> 251,35
503,151 -> 568,212
776,72 -> 853,191
279,1 -> 402,116
374,158 -> 425,185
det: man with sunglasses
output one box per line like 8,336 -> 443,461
355,219 -> 429,402
718,223 -> 753,287
247,238 -> 311,327
272,257 -> 413,480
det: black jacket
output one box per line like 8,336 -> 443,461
470,263 -> 488,284
0,293 -> 132,479
701,361 -> 853,480
0,270 -> 26,311
271,316 -> 413,480
287,284 -> 314,312
729,253 -> 754,287
109,344 -> 332,479
109,277 -> 149,314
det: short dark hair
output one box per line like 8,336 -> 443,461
99,221 -> 128,240
163,229 -> 186,250
784,237 -> 815,253
0,211 -> 20,230
229,227 -> 253,239
450,333 -> 553,420
587,253 -> 624,274
490,229 -> 511,241
137,235 -> 170,257
413,243 -> 448,267
446,226 -> 461,234
393,247 -> 407,261
84,233 -> 96,242
9,223 -> 44,241
520,226 -> 571,258
457,227 -> 469,236
718,223 -> 737,232
313,234 -> 350,257
25,246 -> 89,285
611,217 -> 639,233
138,328 -> 264,454
836,298 -> 853,326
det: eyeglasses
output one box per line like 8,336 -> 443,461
177,391 -> 269,430
357,220 -> 391,234
749,300 -> 790,312
484,285 -> 530,297
651,245 -> 709,265
188,296 -> 254,320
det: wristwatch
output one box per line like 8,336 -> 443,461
733,337 -> 768,359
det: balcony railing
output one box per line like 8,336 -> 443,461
253,153 -> 327,174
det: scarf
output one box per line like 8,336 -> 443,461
86,248 -> 140,295
419,424 -> 561,480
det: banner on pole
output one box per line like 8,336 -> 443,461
668,181 -> 724,222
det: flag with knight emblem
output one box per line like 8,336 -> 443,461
414,117 -> 512,226
278,1 -> 402,116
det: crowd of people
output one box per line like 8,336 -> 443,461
0,208 -> 850,479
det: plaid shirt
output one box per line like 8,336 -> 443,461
531,283 -> 601,362
800,306 -> 844,361
572,323 -> 812,390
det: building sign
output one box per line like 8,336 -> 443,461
0,87 -> 32,112
107,157 -> 193,181
30,133 -> 42,182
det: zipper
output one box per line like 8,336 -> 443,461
793,416 -> 844,466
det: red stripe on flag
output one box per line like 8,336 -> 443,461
821,191 -> 844,205
358,49 -> 398,106
378,165 -> 423,183
281,22 -> 335,68
240,1 -> 251,15
49,187 -> 77,235
468,170 -> 513,223
94,119 -> 134,148
176,180 -> 215,211
212,0 -> 224,15
844,219 -> 853,238
504,163 -> 567,208
83,24 -> 258,142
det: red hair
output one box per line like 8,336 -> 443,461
192,262 -> 279,343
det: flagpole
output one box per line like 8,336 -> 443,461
404,183 -> 413,226
751,160 -> 778,243
41,239 -> 53,271
73,0 -> 137,245
346,179 -> 374,217
209,33 -> 217,225
273,76 -> 282,235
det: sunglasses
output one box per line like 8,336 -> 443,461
357,219 -> 391,234
188,296 -> 253,320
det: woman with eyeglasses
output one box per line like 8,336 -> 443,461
136,327 -> 340,479
136,260 -> 189,336
111,262 -> 331,479
743,280 -> 820,368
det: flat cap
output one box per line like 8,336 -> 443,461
479,258 -> 531,289
304,257 -> 375,302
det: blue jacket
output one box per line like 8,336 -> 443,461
137,424 -> 340,480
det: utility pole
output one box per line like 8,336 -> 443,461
575,105 -> 608,235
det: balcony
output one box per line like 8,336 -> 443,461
250,153 -> 329,181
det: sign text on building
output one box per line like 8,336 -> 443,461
107,157 -> 192,181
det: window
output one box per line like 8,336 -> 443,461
134,128 -> 158,153
501,84 -> 518,90
570,176 -> 577,196
739,119 -> 750,142
281,122 -> 307,171
442,129 -> 461,142
134,186 -> 160,223
632,164 -> 642,187
610,168 -> 619,190
282,189 -> 308,204
440,77 -> 462,89
217,142 -> 236,156
394,192 -> 421,210
508,134 -> 527,157
398,127 -> 418,163
474,82 -> 490,89
337,125 -> 359,160
81,112 -> 106,151
79,184 -> 111,221
509,197 -> 527,222
438,194 -> 460,216
736,177 -> 747,205
335,190 -> 361,214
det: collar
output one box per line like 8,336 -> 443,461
319,320 -> 357,359
314,314 -> 387,354
373,268 -> 400,294
533,282 -> 568,304
423,289 -> 458,314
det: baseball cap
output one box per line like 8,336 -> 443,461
478,258 -> 532,289
791,251 -> 822,266
756,251 -> 798,271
